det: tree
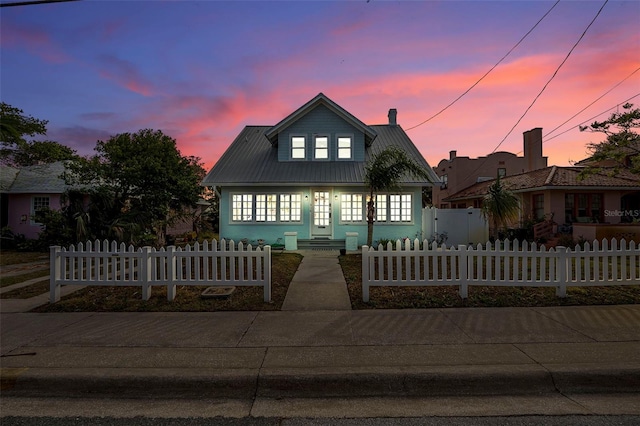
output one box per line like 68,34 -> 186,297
0,102 -> 76,166
364,145 -> 433,247
481,177 -> 520,240
64,129 -> 206,245
579,102 -> 640,178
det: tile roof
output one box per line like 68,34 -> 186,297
202,124 -> 439,187
444,166 -> 640,202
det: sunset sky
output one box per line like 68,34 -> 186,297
1,0 -> 639,172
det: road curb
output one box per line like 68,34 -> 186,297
3,365 -> 640,400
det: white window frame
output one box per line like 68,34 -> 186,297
368,193 -> 412,223
232,193 -> 302,223
255,194 -> 278,222
279,193 -> 302,222
291,136 -> 306,160
232,194 -> 253,222
337,135 -> 353,160
340,193 -> 364,223
314,135 -> 329,160
31,195 -> 50,225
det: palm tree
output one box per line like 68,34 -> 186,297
364,146 -> 433,246
481,177 -> 520,240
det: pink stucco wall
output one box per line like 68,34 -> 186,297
7,194 -> 62,239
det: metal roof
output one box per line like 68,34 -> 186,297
202,124 -> 439,187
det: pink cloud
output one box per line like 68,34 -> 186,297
1,21 -> 69,64
97,55 -> 154,97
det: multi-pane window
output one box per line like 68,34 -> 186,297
533,194 -> 544,220
337,137 -> 352,159
291,136 -> 306,159
31,196 -> 50,224
441,174 -> 448,189
497,168 -> 506,178
389,194 -> 412,222
280,194 -> 302,222
564,193 -> 603,223
366,194 -> 410,222
232,193 -> 301,223
314,136 -> 328,159
375,194 -> 387,222
232,194 -> 253,222
340,194 -> 363,222
256,194 -> 277,222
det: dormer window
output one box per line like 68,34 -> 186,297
337,136 -> 352,159
291,136 -> 306,159
314,136 -> 328,159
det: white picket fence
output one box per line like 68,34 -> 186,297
50,239 -> 272,303
362,238 -> 640,302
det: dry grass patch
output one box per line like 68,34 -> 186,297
33,252 -> 302,312
339,254 -> 640,309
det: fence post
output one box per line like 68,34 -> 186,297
458,245 -> 468,299
362,245 -> 370,302
167,245 -> 177,301
141,246 -> 152,300
556,246 -> 567,297
263,245 -> 272,302
49,245 -> 61,303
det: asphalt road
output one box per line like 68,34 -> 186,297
2,416 -> 640,425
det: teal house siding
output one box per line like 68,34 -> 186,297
202,93 -> 439,250
277,104 -> 366,162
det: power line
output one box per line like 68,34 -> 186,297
544,67 -> 640,139
460,0 -> 609,182
486,0 -> 609,156
404,0 -> 561,132
535,93 -> 640,147
0,0 -> 80,7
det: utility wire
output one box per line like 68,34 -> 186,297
459,0 -> 609,183
530,93 -> 640,148
485,0 -> 609,156
0,0 -> 79,7
404,0 -> 561,132
543,66 -> 640,140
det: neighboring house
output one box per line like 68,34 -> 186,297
0,161 -> 205,242
201,93 -> 440,248
443,166 -> 640,229
433,128 -> 548,208
1,161 -> 67,239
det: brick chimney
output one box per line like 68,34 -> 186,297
523,128 -> 546,171
388,109 -> 397,126
450,150 -> 457,161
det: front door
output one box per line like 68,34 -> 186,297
311,190 -> 332,238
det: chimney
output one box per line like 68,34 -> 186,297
450,150 -> 457,161
388,108 -> 397,126
524,127 -> 544,172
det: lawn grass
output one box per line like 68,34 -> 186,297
0,270 -> 49,288
1,278 -> 49,299
0,251 -> 48,266
32,252 -> 302,312
339,254 -> 640,309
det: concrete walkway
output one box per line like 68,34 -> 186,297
1,253 -> 640,418
281,250 -> 351,311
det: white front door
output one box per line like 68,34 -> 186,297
311,190 -> 332,238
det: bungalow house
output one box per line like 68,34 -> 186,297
0,161 -> 67,240
0,161 -> 207,242
201,93 -> 440,249
443,165 -> 640,241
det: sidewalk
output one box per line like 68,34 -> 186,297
1,251 -> 639,417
